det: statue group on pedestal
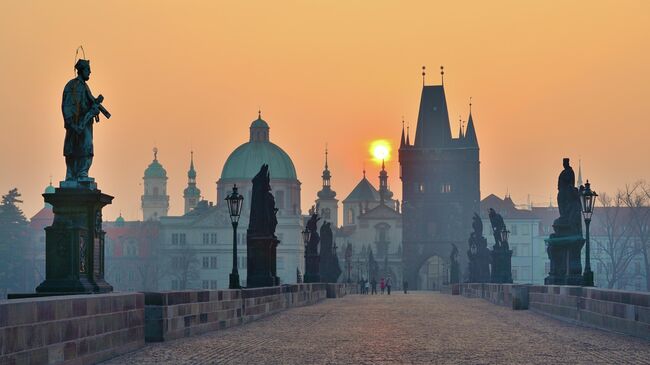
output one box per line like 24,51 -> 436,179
319,221 -> 342,283
304,208 -> 321,283
545,158 -> 585,285
246,164 -> 280,287
466,213 -> 491,283
489,208 -> 513,284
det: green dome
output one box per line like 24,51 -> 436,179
44,183 -> 55,194
144,159 -> 167,179
251,117 -> 269,129
115,214 -> 125,226
221,141 -> 297,180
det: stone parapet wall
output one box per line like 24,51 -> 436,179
0,292 -> 144,365
529,285 -> 650,340
452,283 -> 650,339
144,283 -> 339,342
326,283 -> 357,298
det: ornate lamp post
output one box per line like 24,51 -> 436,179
226,184 -> 244,289
580,180 -> 598,287
500,228 -> 510,247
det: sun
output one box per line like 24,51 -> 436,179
369,140 -> 391,163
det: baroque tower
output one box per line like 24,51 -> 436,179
142,147 -> 170,221
183,151 -> 201,214
316,147 -> 338,227
399,70 -> 480,289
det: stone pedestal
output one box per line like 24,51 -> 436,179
37,186 -> 113,294
544,235 -> 585,285
467,236 -> 491,283
491,248 -> 513,284
246,234 -> 279,288
304,253 -> 320,284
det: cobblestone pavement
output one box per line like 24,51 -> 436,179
104,292 -> 650,365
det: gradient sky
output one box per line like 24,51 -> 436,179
1,1 -> 649,221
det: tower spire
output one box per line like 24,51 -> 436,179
422,66 -> 426,86
379,159 -> 388,205
325,144 -> 329,170
440,65 -> 444,85
577,159 -> 583,186
400,118 -> 406,148
406,124 -> 410,146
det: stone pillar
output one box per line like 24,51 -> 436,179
544,236 -> 584,285
36,187 -> 113,294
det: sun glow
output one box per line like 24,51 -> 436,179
370,140 -> 391,164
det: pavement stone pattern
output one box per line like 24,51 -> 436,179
103,292 -> 650,365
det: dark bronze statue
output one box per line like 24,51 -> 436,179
555,158 -> 583,236
61,59 -> 110,183
450,243 -> 460,284
467,212 -> 491,283
319,221 -> 342,283
488,208 -> 507,249
248,164 -> 278,237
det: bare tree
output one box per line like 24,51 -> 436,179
169,245 -> 200,290
593,192 -> 638,288
622,181 -> 650,291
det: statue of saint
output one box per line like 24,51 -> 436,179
488,208 -> 506,248
555,158 -> 583,235
61,59 -> 108,182
249,164 -> 279,237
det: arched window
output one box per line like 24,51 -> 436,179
153,186 -> 159,196
322,208 -> 331,220
347,209 -> 355,225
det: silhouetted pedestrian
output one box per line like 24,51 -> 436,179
386,276 -> 392,295
380,277 -> 385,294
371,278 -> 377,295
403,280 -> 408,294
364,279 -> 369,294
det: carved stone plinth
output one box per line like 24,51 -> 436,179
304,253 -> 320,284
467,236 -> 491,283
36,186 -> 113,294
544,235 -> 585,285
491,247 -> 513,284
246,234 -> 279,288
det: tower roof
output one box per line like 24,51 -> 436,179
464,112 -> 478,148
144,148 -> 167,179
343,175 -> 380,203
188,151 -> 196,179
414,85 -> 452,148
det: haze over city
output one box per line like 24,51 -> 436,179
1,1 -> 649,221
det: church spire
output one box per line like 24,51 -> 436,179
400,119 -> 406,148
406,124 -> 410,146
577,159 -> 583,187
183,151 -> 201,214
317,146 -> 336,200
464,98 -> 478,148
458,115 -> 464,139
379,160 -> 388,205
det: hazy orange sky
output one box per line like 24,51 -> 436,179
1,1 -> 649,221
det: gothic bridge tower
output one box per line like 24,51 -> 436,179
399,69 -> 480,289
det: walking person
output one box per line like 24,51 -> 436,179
386,276 -> 392,295
380,277 -> 385,294
364,279 -> 369,295
403,280 -> 408,294
371,278 -> 377,295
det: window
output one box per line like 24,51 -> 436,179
171,280 -> 179,290
202,280 -> 209,289
277,256 -> 285,270
202,233 -> 209,245
210,233 -> 217,245
418,183 -> 425,193
172,256 -> 180,269
210,280 -> 218,289
522,225 -> 530,236
172,233 -> 179,245
210,256 -> 218,269
179,233 -> 186,245
275,191 -> 285,209
322,208 -> 331,220
347,209 -> 355,225
440,184 -> 452,193
202,257 -> 209,269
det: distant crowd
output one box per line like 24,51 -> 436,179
357,276 -> 409,294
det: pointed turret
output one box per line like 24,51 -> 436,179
406,125 -> 411,146
400,121 -> 406,148
577,159 -> 583,187
458,116 -> 465,139
183,151 -> 201,214
317,147 -> 336,200
464,111 -> 478,148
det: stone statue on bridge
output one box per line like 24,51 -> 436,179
545,158 -> 585,285
319,222 -> 342,283
467,213 -> 491,283
488,208 -> 513,284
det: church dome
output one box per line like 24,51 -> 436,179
44,182 -> 55,194
144,148 -> 167,179
220,114 -> 297,180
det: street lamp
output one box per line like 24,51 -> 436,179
500,228 -> 510,247
226,184 -> 244,289
580,180 -> 598,287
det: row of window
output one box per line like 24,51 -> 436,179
171,233 -> 186,245
202,233 -> 218,245
202,256 -> 218,269
414,183 -> 453,194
